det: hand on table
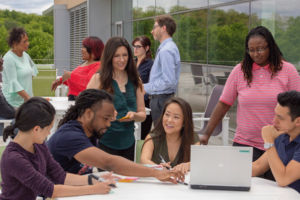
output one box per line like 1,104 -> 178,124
51,78 -> 61,91
99,171 -> 122,182
173,163 -> 189,175
92,180 -> 115,194
154,169 -> 185,184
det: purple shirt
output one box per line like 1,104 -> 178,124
0,142 -> 67,200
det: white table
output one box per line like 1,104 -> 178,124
46,97 -> 151,140
56,173 -> 300,200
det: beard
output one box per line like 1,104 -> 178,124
92,128 -> 105,140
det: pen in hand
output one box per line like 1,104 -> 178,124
157,154 -> 188,186
90,174 -> 117,188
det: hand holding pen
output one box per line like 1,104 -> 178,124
158,154 -> 188,186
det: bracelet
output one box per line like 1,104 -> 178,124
88,175 -> 93,185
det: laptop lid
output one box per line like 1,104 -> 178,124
190,145 -> 253,189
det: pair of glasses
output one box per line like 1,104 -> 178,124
152,25 -> 160,30
132,45 -> 142,50
246,46 -> 268,55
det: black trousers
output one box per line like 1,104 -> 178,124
141,99 -> 153,140
233,142 -> 275,181
97,141 -> 135,172
150,94 -> 174,127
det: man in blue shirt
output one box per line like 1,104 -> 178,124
144,15 -> 181,126
252,90 -> 300,193
47,89 -> 184,183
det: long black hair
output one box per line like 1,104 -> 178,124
3,97 -> 55,142
58,89 -> 114,128
241,26 -> 285,87
143,98 -> 196,164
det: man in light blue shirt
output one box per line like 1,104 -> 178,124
144,15 -> 181,126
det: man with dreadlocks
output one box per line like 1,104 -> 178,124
47,89 -> 184,184
200,26 -> 300,181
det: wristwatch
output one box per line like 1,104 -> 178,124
264,143 -> 275,149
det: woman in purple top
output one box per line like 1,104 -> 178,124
0,97 -> 119,200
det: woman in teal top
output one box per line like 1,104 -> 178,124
2,27 -> 38,107
87,36 -> 146,163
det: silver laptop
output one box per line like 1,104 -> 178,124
190,145 -> 253,191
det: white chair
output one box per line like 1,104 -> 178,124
193,85 -> 230,146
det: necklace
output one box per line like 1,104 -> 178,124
11,50 -> 23,63
118,78 -> 128,87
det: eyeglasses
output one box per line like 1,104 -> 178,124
132,45 -> 142,50
152,25 -> 160,31
246,45 -> 268,55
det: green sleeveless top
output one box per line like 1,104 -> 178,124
150,132 -> 200,168
99,79 -> 137,150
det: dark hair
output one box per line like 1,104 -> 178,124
3,97 -> 55,142
98,36 -> 143,94
7,27 -> 28,48
132,36 -> 152,64
58,89 -> 114,128
155,15 -> 176,37
277,90 -> 300,122
241,26 -> 285,87
82,36 -> 105,61
144,98 -> 196,164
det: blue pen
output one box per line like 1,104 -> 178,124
90,174 -> 117,188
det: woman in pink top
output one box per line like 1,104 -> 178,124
51,36 -> 104,100
200,26 -> 300,180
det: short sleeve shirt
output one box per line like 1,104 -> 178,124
275,134 -> 300,193
47,120 -> 97,175
220,61 -> 300,150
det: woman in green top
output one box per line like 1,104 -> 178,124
87,36 -> 146,163
2,27 -> 38,108
141,98 -> 200,174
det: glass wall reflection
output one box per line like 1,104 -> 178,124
208,3 -> 249,66
178,10 -> 207,63
251,0 -> 300,69
134,0 -> 155,19
178,0 -> 207,11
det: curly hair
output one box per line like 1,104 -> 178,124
241,26 -> 285,87
58,89 -> 113,128
7,27 -> 28,48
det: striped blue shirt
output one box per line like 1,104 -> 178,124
275,133 -> 300,193
144,38 -> 181,95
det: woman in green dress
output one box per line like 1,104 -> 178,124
2,27 -> 38,108
87,36 -> 146,163
141,98 -> 200,174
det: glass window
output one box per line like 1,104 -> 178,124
209,0 -> 240,6
208,3 -> 250,66
133,0 -> 138,19
136,18 -> 157,56
137,0 -> 155,18
178,0 -> 207,11
251,0 -> 300,68
156,0 -> 177,14
177,10 -> 207,63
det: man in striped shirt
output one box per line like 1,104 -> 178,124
252,90 -> 300,193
